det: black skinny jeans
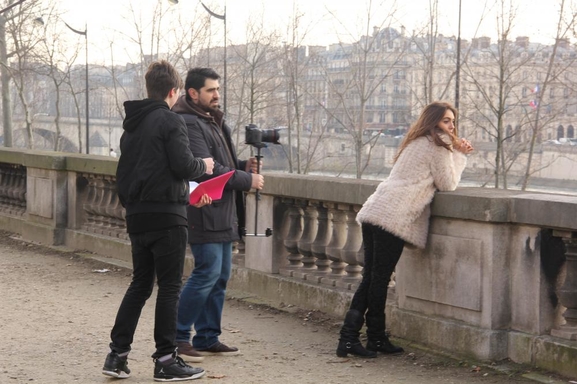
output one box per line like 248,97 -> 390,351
110,226 -> 187,359
349,223 -> 405,338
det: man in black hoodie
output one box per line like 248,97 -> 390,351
172,67 -> 264,360
102,60 -> 214,382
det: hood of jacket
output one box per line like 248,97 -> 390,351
122,99 -> 169,132
172,94 -> 225,127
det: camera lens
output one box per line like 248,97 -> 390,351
261,129 -> 280,144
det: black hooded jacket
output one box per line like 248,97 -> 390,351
172,94 -> 252,244
116,99 -> 206,232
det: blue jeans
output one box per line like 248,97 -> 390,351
109,226 -> 187,359
176,242 -> 232,349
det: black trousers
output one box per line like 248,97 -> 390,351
110,226 -> 187,359
349,223 -> 405,338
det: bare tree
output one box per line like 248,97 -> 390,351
103,0 -> 179,100
276,1 -> 352,175
520,0 -> 577,189
3,0 -> 48,149
89,0 -> 211,129
0,0 -> 44,147
225,17 -> 284,160
33,5 -> 85,152
315,0 -> 407,178
460,0 -> 538,188
167,4 -> 212,73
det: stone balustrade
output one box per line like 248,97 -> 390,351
0,147 -> 576,379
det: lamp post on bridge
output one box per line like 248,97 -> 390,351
455,0 -> 462,111
63,22 -> 89,154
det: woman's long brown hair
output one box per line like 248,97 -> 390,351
393,101 -> 459,163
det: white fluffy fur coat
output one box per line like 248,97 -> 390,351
356,134 -> 467,249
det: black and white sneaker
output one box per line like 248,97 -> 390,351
102,352 -> 130,379
154,355 -> 205,382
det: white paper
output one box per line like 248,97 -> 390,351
189,181 -> 199,194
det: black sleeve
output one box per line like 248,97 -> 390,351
164,113 -> 206,180
186,118 -> 253,191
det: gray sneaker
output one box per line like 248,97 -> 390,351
153,355 -> 205,382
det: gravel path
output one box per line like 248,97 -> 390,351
0,232 -> 566,384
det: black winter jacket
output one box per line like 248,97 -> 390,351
116,99 -> 207,220
172,95 -> 253,244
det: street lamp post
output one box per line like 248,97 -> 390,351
0,0 -> 30,147
64,22 -> 89,154
168,0 -> 227,115
455,0 -> 462,111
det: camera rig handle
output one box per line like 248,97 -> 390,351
245,145 -> 273,238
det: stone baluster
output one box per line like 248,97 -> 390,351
310,202 -> 332,282
88,177 -> 104,232
105,179 -> 124,238
94,177 -> 110,233
104,176 -> 124,237
9,166 -> 25,214
552,237 -> 577,340
0,165 -> 13,209
8,167 -> 20,201
98,177 -> 114,234
0,166 -> 6,206
0,165 -> 26,215
82,175 -> 99,232
294,201 -> 319,280
337,205 -> 363,290
279,199 -> 304,277
321,203 -> 347,287
15,167 -> 26,211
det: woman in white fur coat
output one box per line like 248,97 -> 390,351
336,101 -> 474,358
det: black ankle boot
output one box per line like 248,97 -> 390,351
337,340 -> 377,358
366,336 -> 404,354
336,310 -> 377,358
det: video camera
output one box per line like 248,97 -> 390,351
243,124 -> 281,238
245,124 -> 281,148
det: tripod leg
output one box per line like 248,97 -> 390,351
253,147 -> 262,236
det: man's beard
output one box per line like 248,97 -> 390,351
199,100 -> 220,113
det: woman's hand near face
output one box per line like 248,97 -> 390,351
192,194 -> 212,208
455,138 -> 474,154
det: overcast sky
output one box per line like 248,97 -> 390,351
55,0 -> 569,65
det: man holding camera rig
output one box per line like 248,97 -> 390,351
172,67 -> 264,360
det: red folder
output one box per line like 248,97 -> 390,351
189,171 -> 234,205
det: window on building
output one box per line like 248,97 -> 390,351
558,125 -> 564,139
